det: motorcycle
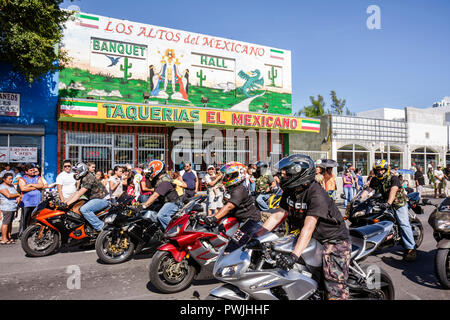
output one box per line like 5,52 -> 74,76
95,200 -> 165,264
149,195 -> 240,293
426,198 -> 450,289
345,188 -> 425,250
21,191 -> 128,257
207,219 -> 395,300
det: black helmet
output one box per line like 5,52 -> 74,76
273,154 -> 316,190
72,162 -> 89,180
254,161 -> 269,179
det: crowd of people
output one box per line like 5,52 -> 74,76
0,154 -> 431,299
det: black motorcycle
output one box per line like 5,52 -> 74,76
95,199 -> 165,264
427,198 -> 450,289
345,188 -> 425,250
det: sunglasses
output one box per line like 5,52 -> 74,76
64,165 -> 72,168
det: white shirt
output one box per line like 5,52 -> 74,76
108,176 -> 123,199
434,169 -> 444,180
56,171 -> 77,200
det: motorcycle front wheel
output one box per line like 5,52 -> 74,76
435,248 -> 450,289
21,224 -> 60,257
349,264 -> 395,300
95,229 -> 135,264
149,250 -> 196,293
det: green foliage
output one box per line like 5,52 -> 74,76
300,95 -> 326,117
0,0 -> 74,84
329,90 -> 346,115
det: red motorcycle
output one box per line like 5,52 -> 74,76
149,196 -> 239,293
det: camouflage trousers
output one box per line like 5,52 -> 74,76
322,240 -> 351,300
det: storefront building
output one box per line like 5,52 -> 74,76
55,11 -> 321,172
0,63 -> 59,183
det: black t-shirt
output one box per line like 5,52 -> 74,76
224,183 -> 261,222
414,171 -> 425,186
155,180 -> 179,203
279,182 -> 349,244
369,175 -> 402,201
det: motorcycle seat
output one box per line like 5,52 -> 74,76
350,223 -> 385,240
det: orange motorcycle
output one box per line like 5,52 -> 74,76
21,190 -> 130,257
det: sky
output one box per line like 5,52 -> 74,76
61,0 -> 450,115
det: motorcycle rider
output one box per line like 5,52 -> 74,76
203,161 -> 261,227
254,161 -> 277,211
141,160 -> 182,230
64,162 -> 109,233
261,154 -> 351,300
362,159 -> 417,262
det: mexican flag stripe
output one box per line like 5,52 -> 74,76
61,109 -> 98,116
60,102 -> 98,116
270,49 -> 284,61
78,14 -> 99,21
76,13 -> 99,29
301,119 -> 320,132
60,100 -> 98,107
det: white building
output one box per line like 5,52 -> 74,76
357,108 -> 405,121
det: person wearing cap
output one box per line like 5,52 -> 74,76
203,165 -> 223,215
434,165 -> 445,198
390,164 -> 399,176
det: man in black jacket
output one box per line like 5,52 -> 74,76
262,155 -> 351,300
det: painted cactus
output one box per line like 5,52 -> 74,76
268,66 -> 277,87
196,69 -> 206,87
120,57 -> 133,83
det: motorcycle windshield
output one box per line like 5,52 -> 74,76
352,188 -> 374,204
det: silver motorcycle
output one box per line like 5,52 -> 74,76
207,219 -> 395,300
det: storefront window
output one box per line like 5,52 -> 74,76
0,134 -> 43,170
0,134 -> 7,146
66,131 -> 165,173
337,151 -> 353,175
411,147 -> 438,170
375,145 -> 403,168
337,144 -> 369,175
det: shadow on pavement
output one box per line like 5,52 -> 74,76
380,248 -> 443,290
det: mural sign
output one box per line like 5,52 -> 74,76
58,99 -> 320,133
3,147 -> 38,163
59,12 -> 292,115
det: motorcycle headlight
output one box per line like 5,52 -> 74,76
165,221 -> 186,238
353,210 -> 365,218
104,214 -> 117,224
215,263 -> 243,278
436,219 -> 450,232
